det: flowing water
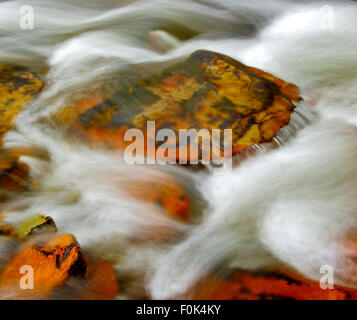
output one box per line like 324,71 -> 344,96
1,0 -> 357,299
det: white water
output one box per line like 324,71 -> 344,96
1,0 -> 357,299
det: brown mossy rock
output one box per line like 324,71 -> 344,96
58,50 -> 301,162
120,173 -> 192,242
0,65 -> 43,146
0,234 -> 87,298
0,65 -> 43,201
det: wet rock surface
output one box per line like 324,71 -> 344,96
56,50 -> 301,163
0,65 -> 43,146
197,270 -> 357,300
0,234 -> 87,297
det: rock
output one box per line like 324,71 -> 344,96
0,214 -> 57,241
60,50 -> 301,163
0,234 -> 87,297
16,214 -> 57,240
0,65 -> 44,202
0,161 -> 29,192
0,226 -> 14,236
76,262 -> 119,300
120,175 -> 191,243
0,161 -> 30,205
0,65 -> 43,146
0,147 -> 50,204
0,231 -> 121,299
124,175 -> 190,221
195,270 -> 357,300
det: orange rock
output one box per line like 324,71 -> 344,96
77,262 -> 119,300
0,215 -> 57,241
0,147 -> 50,204
55,50 -> 301,164
0,234 -> 87,298
199,270 -> 357,300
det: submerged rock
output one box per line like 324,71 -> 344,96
124,175 -> 190,222
0,214 -> 57,240
0,225 -> 14,237
16,215 -> 57,240
0,65 -> 43,146
192,270 -> 357,300
62,50 -> 301,163
0,65 -> 44,202
0,147 -> 49,203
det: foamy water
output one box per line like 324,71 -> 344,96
1,0 -> 357,299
